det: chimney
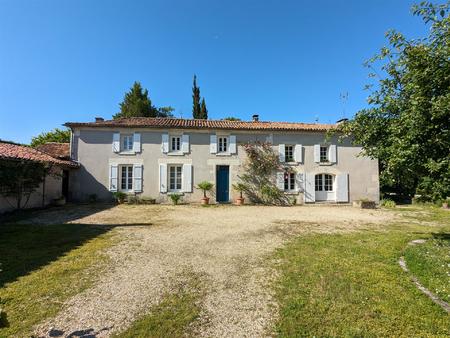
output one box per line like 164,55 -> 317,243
95,117 -> 104,122
252,114 -> 259,122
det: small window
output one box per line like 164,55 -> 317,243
168,165 -> 182,191
315,173 -> 333,191
120,165 -> 133,191
320,146 -> 328,162
170,136 -> 181,152
284,171 -> 295,191
285,145 -> 294,162
122,135 -> 134,152
218,136 -> 228,153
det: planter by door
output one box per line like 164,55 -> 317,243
216,165 -> 230,203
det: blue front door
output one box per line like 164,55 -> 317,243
216,165 -> 230,203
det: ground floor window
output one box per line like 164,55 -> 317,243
120,165 -> 133,191
284,171 -> 295,191
169,165 -> 182,191
315,173 -> 333,191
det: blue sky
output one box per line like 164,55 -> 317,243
0,0 -> 427,144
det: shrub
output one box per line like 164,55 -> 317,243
169,193 -> 182,205
380,199 -> 396,208
112,191 -> 127,204
127,195 -> 141,204
196,181 -> 214,198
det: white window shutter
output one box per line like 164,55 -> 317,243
133,164 -> 143,192
181,134 -> 190,154
159,163 -> 167,193
329,145 -> 337,163
296,172 -> 304,192
109,164 -> 118,192
294,144 -> 303,163
278,144 -> 285,162
314,144 -> 320,163
336,173 -> 349,202
210,135 -> 217,154
133,133 -> 141,153
229,135 -> 237,154
276,172 -> 285,190
161,134 -> 169,154
182,164 -> 192,192
304,172 -> 315,203
112,133 -> 120,153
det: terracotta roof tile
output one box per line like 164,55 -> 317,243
0,142 -> 79,168
65,117 -> 335,132
36,142 -> 70,159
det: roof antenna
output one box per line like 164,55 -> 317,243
314,114 -> 319,123
340,92 -> 348,119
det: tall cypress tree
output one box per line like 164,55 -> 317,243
200,97 -> 208,119
192,75 -> 201,119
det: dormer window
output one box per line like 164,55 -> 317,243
218,136 -> 228,153
122,134 -> 133,152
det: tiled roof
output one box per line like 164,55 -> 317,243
36,142 -> 70,159
0,142 -> 79,168
65,117 -> 335,132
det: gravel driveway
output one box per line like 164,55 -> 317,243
33,204 -> 395,337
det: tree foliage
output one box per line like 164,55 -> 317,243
0,160 -> 49,209
223,116 -> 241,121
30,128 -> 70,147
113,82 -> 173,119
200,98 -> 208,120
192,75 -> 208,119
337,1 -> 450,201
238,142 -> 289,205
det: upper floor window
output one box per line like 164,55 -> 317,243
284,171 -> 295,191
168,165 -> 182,192
170,136 -> 181,152
285,145 -> 294,162
218,136 -> 228,153
120,165 -> 133,191
320,146 -> 328,162
122,134 -> 133,152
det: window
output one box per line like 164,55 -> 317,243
320,146 -> 328,162
218,136 -> 228,153
170,136 -> 181,152
122,134 -> 133,152
315,173 -> 333,191
120,165 -> 133,191
168,165 -> 182,191
284,171 -> 295,191
285,145 -> 294,162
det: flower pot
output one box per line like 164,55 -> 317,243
236,197 -> 245,205
201,197 -> 210,205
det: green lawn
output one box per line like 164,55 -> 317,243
272,207 -> 450,337
0,222 -> 116,337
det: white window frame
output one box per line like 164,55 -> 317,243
121,134 -> 134,152
284,171 -> 296,191
285,145 -> 294,162
170,135 -> 181,153
320,145 -> 328,163
315,173 -> 334,192
168,164 -> 182,192
218,136 -> 229,153
120,165 -> 134,191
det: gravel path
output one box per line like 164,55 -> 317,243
33,204 -> 395,337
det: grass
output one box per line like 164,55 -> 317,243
114,274 -> 203,338
0,223 -> 116,337
272,206 -> 450,337
405,233 -> 450,304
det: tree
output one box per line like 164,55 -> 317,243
30,128 -> 70,147
336,1 -> 450,202
200,98 -> 208,119
223,116 -> 241,121
113,82 -> 173,119
192,75 -> 201,119
0,160 -> 49,209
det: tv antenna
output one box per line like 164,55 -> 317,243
340,92 -> 348,118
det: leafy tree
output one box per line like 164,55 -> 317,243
337,1 -> 450,202
0,160 -> 49,209
114,82 -> 173,119
223,116 -> 241,121
200,98 -> 208,119
30,128 -> 70,147
192,75 -> 201,119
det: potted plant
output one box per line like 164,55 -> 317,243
232,183 -> 246,205
196,181 -> 214,205
112,191 -> 127,204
